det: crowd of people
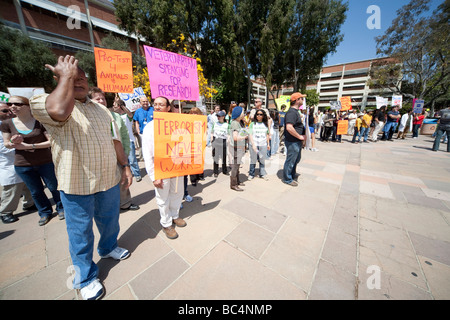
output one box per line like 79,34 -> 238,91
1,55 -> 449,300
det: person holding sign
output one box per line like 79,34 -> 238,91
30,56 -> 132,300
141,96 -> 186,240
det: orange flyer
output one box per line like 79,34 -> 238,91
340,96 -> 352,111
153,112 -> 207,180
94,48 -> 133,93
337,120 -> 348,135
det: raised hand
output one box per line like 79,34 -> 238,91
45,55 -> 79,80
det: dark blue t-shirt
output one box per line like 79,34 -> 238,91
386,110 -> 399,123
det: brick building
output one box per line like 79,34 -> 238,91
0,0 -> 143,56
306,57 -> 399,110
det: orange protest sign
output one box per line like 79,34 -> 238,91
340,96 -> 352,111
153,112 -> 207,180
337,120 -> 348,135
94,48 -> 133,93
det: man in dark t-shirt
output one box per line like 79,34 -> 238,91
282,92 -> 306,186
381,106 -> 400,141
432,107 -> 450,152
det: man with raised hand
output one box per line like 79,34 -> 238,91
30,55 -> 132,300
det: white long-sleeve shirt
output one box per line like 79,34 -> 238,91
141,120 -> 155,181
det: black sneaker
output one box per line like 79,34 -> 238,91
1,213 -> 18,224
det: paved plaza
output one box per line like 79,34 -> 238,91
1,134 -> 449,300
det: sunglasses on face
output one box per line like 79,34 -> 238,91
256,113 -> 264,116
6,102 -> 28,107
1,109 -> 11,113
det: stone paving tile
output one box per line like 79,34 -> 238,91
357,261 -> 432,300
222,197 -> 287,233
158,241 -> 307,300
402,192 -> 450,212
418,256 -> 450,300
321,226 -> 357,275
0,239 -> 47,289
421,188 -> 450,202
308,259 -> 356,300
225,220 -> 275,260
130,251 -> 190,300
0,258 -> 72,300
409,232 -> 450,266
360,180 -> 395,199
359,245 -> 427,291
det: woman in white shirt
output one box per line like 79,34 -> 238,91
248,110 -> 270,180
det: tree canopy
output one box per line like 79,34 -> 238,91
113,0 -> 348,104
373,0 -> 449,110
0,24 -> 56,92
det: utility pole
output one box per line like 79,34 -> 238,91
84,0 -> 96,51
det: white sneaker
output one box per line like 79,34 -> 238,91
100,247 -> 130,260
184,195 -> 193,202
80,279 -> 104,300
248,175 -> 254,180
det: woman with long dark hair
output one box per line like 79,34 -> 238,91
1,96 -> 63,226
248,109 -> 270,180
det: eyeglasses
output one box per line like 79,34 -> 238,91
6,102 -> 28,107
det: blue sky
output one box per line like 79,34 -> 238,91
325,0 -> 443,66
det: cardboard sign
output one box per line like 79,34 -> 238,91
413,99 -> 425,114
94,48 -> 133,93
153,112 -> 207,180
339,96 -> 352,111
337,120 -> 348,135
118,87 -> 146,112
330,100 -> 341,110
376,96 -> 388,109
144,46 -> 199,101
275,95 -> 291,111
392,95 -> 403,108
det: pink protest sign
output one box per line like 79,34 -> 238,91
144,45 -> 200,101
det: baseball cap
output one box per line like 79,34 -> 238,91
290,92 -> 306,102
217,110 -> 226,117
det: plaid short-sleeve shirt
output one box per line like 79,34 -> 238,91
30,94 -> 121,195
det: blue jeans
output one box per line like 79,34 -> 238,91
249,144 -> 267,177
359,127 -> 369,142
128,141 -> 141,178
383,121 -> 397,139
270,129 -> 280,156
60,184 -> 120,289
15,162 -> 63,218
283,140 -> 302,184
432,127 -> 450,152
